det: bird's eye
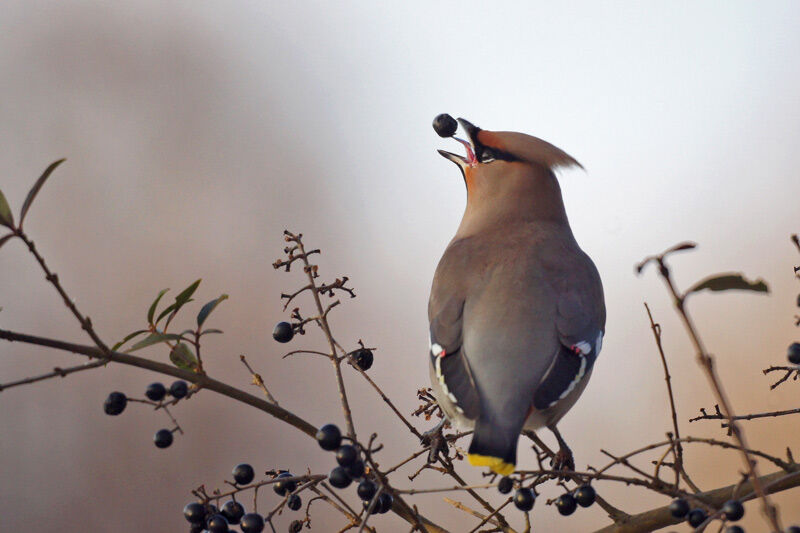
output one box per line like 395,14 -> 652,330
480,148 -> 496,163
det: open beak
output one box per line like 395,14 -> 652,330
437,117 -> 482,169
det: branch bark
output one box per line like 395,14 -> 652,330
594,466 -> 800,533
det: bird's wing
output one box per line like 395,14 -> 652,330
533,252 -> 605,410
428,239 -> 481,420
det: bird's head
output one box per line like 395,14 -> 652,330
434,115 -> 582,230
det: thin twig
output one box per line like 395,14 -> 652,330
0,359 -> 107,391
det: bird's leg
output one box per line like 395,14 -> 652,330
548,424 -> 575,473
421,418 -> 450,464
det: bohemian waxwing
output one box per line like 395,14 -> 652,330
428,115 -> 605,476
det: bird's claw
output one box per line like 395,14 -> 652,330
551,446 -> 575,475
421,420 -> 449,464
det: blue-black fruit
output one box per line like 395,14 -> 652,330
574,485 -> 596,507
274,472 -> 296,495
357,479 -> 377,501
169,380 -> 189,399
154,429 -> 173,448
788,342 -> 800,365
433,114 -> 458,138
273,322 -> 294,343
183,502 -> 206,524
329,466 -> 351,489
513,488 -> 535,511
104,391 -> 127,415
669,498 -> 689,519
145,382 -> 167,401
233,463 -> 255,485
722,499 -> 744,521
555,494 -> 577,516
316,424 -> 342,451
221,500 -> 245,524
240,513 -> 265,533
688,508 -> 708,527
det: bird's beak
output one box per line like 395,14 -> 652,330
437,117 -> 480,168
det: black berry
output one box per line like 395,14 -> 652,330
273,321 -> 294,343
555,493 -> 577,516
433,113 -> 458,138
788,342 -> 800,365
787,527 -> 800,533
722,499 -> 744,521
288,520 -> 303,533
357,479 -> 377,501
726,526 -> 745,533
145,382 -> 167,401
206,513 -> 229,533
346,459 -> 365,480
498,476 -> 513,494
233,463 -> 255,485
353,349 -> 374,371
240,512 -> 265,533
274,472 -> 296,495
169,380 -> 189,399
190,524 -> 204,533
377,492 -> 393,514
103,391 -> 127,415
669,498 -> 689,519
316,424 -> 342,451
336,444 -> 358,466
574,484 -> 596,507
154,428 -> 173,448
688,508 -> 708,527
287,494 -> 302,511
329,466 -> 352,489
183,502 -> 206,524
221,500 -> 245,524
513,488 -> 535,511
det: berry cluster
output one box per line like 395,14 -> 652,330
316,423 -> 393,514
669,498 -> 746,531
183,463 -> 309,532
498,475 -> 596,516
103,380 -> 189,448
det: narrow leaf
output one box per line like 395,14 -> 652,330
169,342 -> 199,371
175,279 -> 202,307
197,294 -> 228,327
686,273 -> 769,297
0,233 -> 13,251
127,332 -> 184,352
111,329 -> 149,351
0,189 -> 14,229
19,158 -> 66,228
147,288 -> 170,324
155,302 -> 178,324
199,328 -> 224,336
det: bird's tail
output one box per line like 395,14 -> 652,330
467,418 -> 518,476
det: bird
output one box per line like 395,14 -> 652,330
427,115 -> 605,476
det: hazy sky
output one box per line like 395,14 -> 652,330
1,2 -> 799,532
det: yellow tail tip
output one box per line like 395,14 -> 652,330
468,454 -> 515,476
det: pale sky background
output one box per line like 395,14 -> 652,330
1,2 -> 800,532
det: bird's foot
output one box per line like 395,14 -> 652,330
551,445 -> 575,474
421,419 -> 449,464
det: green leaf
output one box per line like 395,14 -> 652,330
169,342 -> 199,371
0,189 -> 14,229
686,273 -> 769,297
199,328 -> 223,336
147,288 -> 170,325
127,332 -> 184,352
19,158 -> 66,228
111,329 -> 149,351
155,302 -> 178,324
175,279 -> 202,307
0,233 -> 13,251
197,294 -> 228,328
156,279 -> 201,327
